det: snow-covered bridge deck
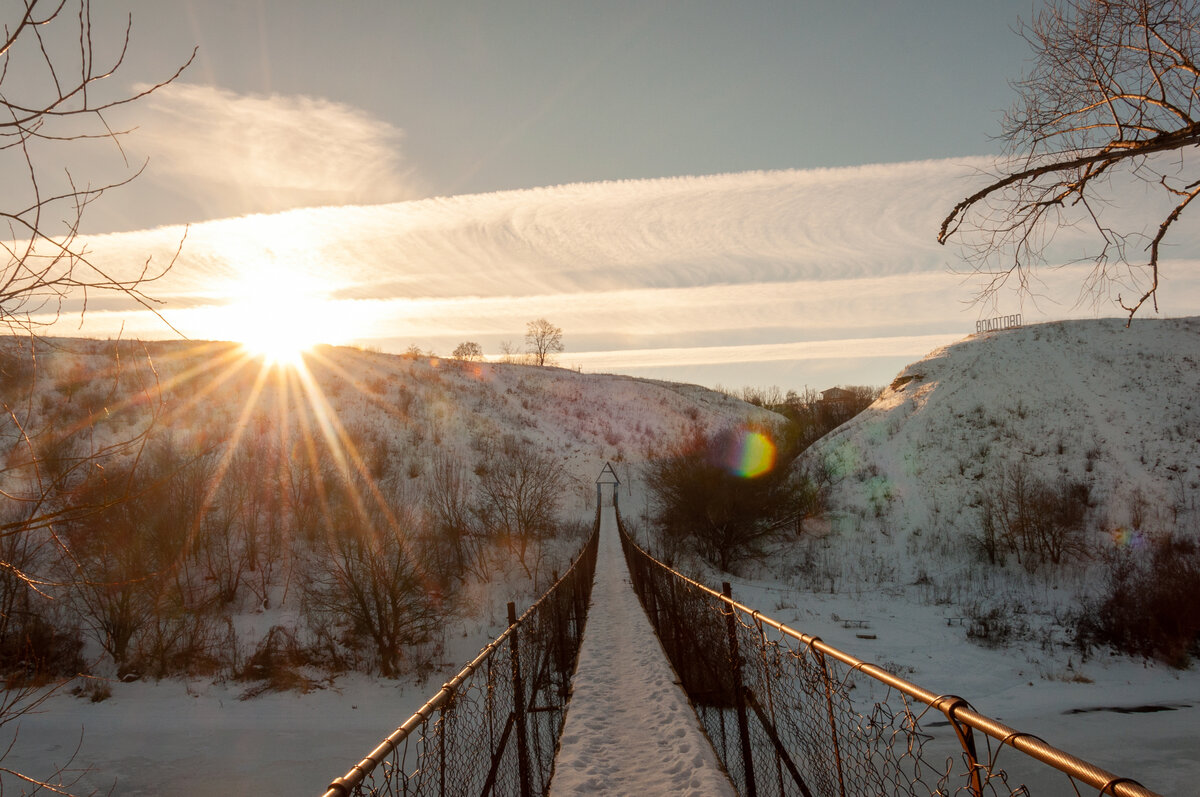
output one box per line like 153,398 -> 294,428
549,505 -> 735,795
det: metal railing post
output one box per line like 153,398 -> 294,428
485,656 -> 496,796
938,695 -> 986,797
722,582 -> 757,797
323,523 -> 599,797
507,601 -> 533,797
755,617 -> 788,794
551,570 -> 571,702
815,649 -> 847,797
438,702 -> 447,797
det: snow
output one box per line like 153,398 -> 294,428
715,574 -> 1200,795
0,676 -> 433,795
0,337 -> 777,795
549,504 -> 735,796
0,504 -> 738,796
806,317 -> 1200,567
3,319 -> 1199,794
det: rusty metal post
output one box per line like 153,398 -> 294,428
668,576 -> 684,669
755,616 -> 787,794
645,564 -> 659,626
939,696 -> 986,797
815,649 -> 847,797
550,571 -> 570,701
438,702 -> 447,797
723,582 -> 757,797
485,656 -> 497,796
506,602 -> 533,797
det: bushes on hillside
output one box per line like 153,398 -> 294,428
1077,533 -> 1200,667
304,523 -> 438,678
731,385 -> 882,446
0,397 -> 581,686
975,461 -> 1091,570
475,436 -> 568,577
644,424 -> 805,572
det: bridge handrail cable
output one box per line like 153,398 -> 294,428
616,506 -> 1160,797
322,503 -> 602,797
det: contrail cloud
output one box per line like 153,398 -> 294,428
33,158 -> 1200,388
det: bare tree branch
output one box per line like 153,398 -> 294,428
0,3 -> 192,789
939,0 -> 1200,323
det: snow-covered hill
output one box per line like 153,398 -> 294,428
3,336 -> 779,502
0,336 -> 783,792
710,318 -> 1200,795
0,335 -> 779,640
805,317 -> 1200,577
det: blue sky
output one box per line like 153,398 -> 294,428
87,0 -> 1038,229
11,1 -> 1200,391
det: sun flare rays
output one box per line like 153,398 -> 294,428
205,259 -> 370,367
100,338 -> 416,602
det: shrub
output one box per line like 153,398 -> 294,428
644,424 -> 803,572
1077,534 -> 1200,667
975,462 -> 1091,569
238,626 -> 316,695
303,493 -> 440,677
475,437 -> 568,577
965,603 -> 1023,648
0,612 -> 85,686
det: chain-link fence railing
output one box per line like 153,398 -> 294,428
616,507 -> 1161,797
323,507 -> 601,797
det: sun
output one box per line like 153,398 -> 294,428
236,311 -> 318,366
214,265 -> 357,367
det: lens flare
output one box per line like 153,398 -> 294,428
732,431 -> 775,478
1111,527 -> 1144,548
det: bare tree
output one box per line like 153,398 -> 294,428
423,449 -> 489,583
644,425 -> 803,572
2,1 -> 194,332
524,318 -> 563,366
451,341 -> 484,361
939,0 -> 1200,321
303,487 -> 437,678
1,1 -> 194,535
976,461 -> 1091,570
475,437 -> 567,577
497,340 -> 525,364
0,4 -> 192,786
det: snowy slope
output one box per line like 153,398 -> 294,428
709,318 -> 1200,794
0,336 -> 781,794
804,317 -> 1200,577
1,336 -> 780,512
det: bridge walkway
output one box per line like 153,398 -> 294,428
549,504 -> 735,796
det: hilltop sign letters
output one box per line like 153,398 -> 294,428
975,314 -> 1022,334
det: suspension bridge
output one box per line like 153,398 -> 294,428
322,476 -> 1160,797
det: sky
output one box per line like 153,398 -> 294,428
7,0 -> 1200,391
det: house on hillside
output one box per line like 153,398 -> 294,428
819,387 -> 854,409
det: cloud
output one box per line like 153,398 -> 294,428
137,157 -> 993,298
129,83 -> 421,216
553,334 -> 965,370
34,159 -> 1200,389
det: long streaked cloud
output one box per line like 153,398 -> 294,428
29,159 -> 1200,388
564,334 -> 965,370
80,158 -> 990,295
128,83 -> 421,215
